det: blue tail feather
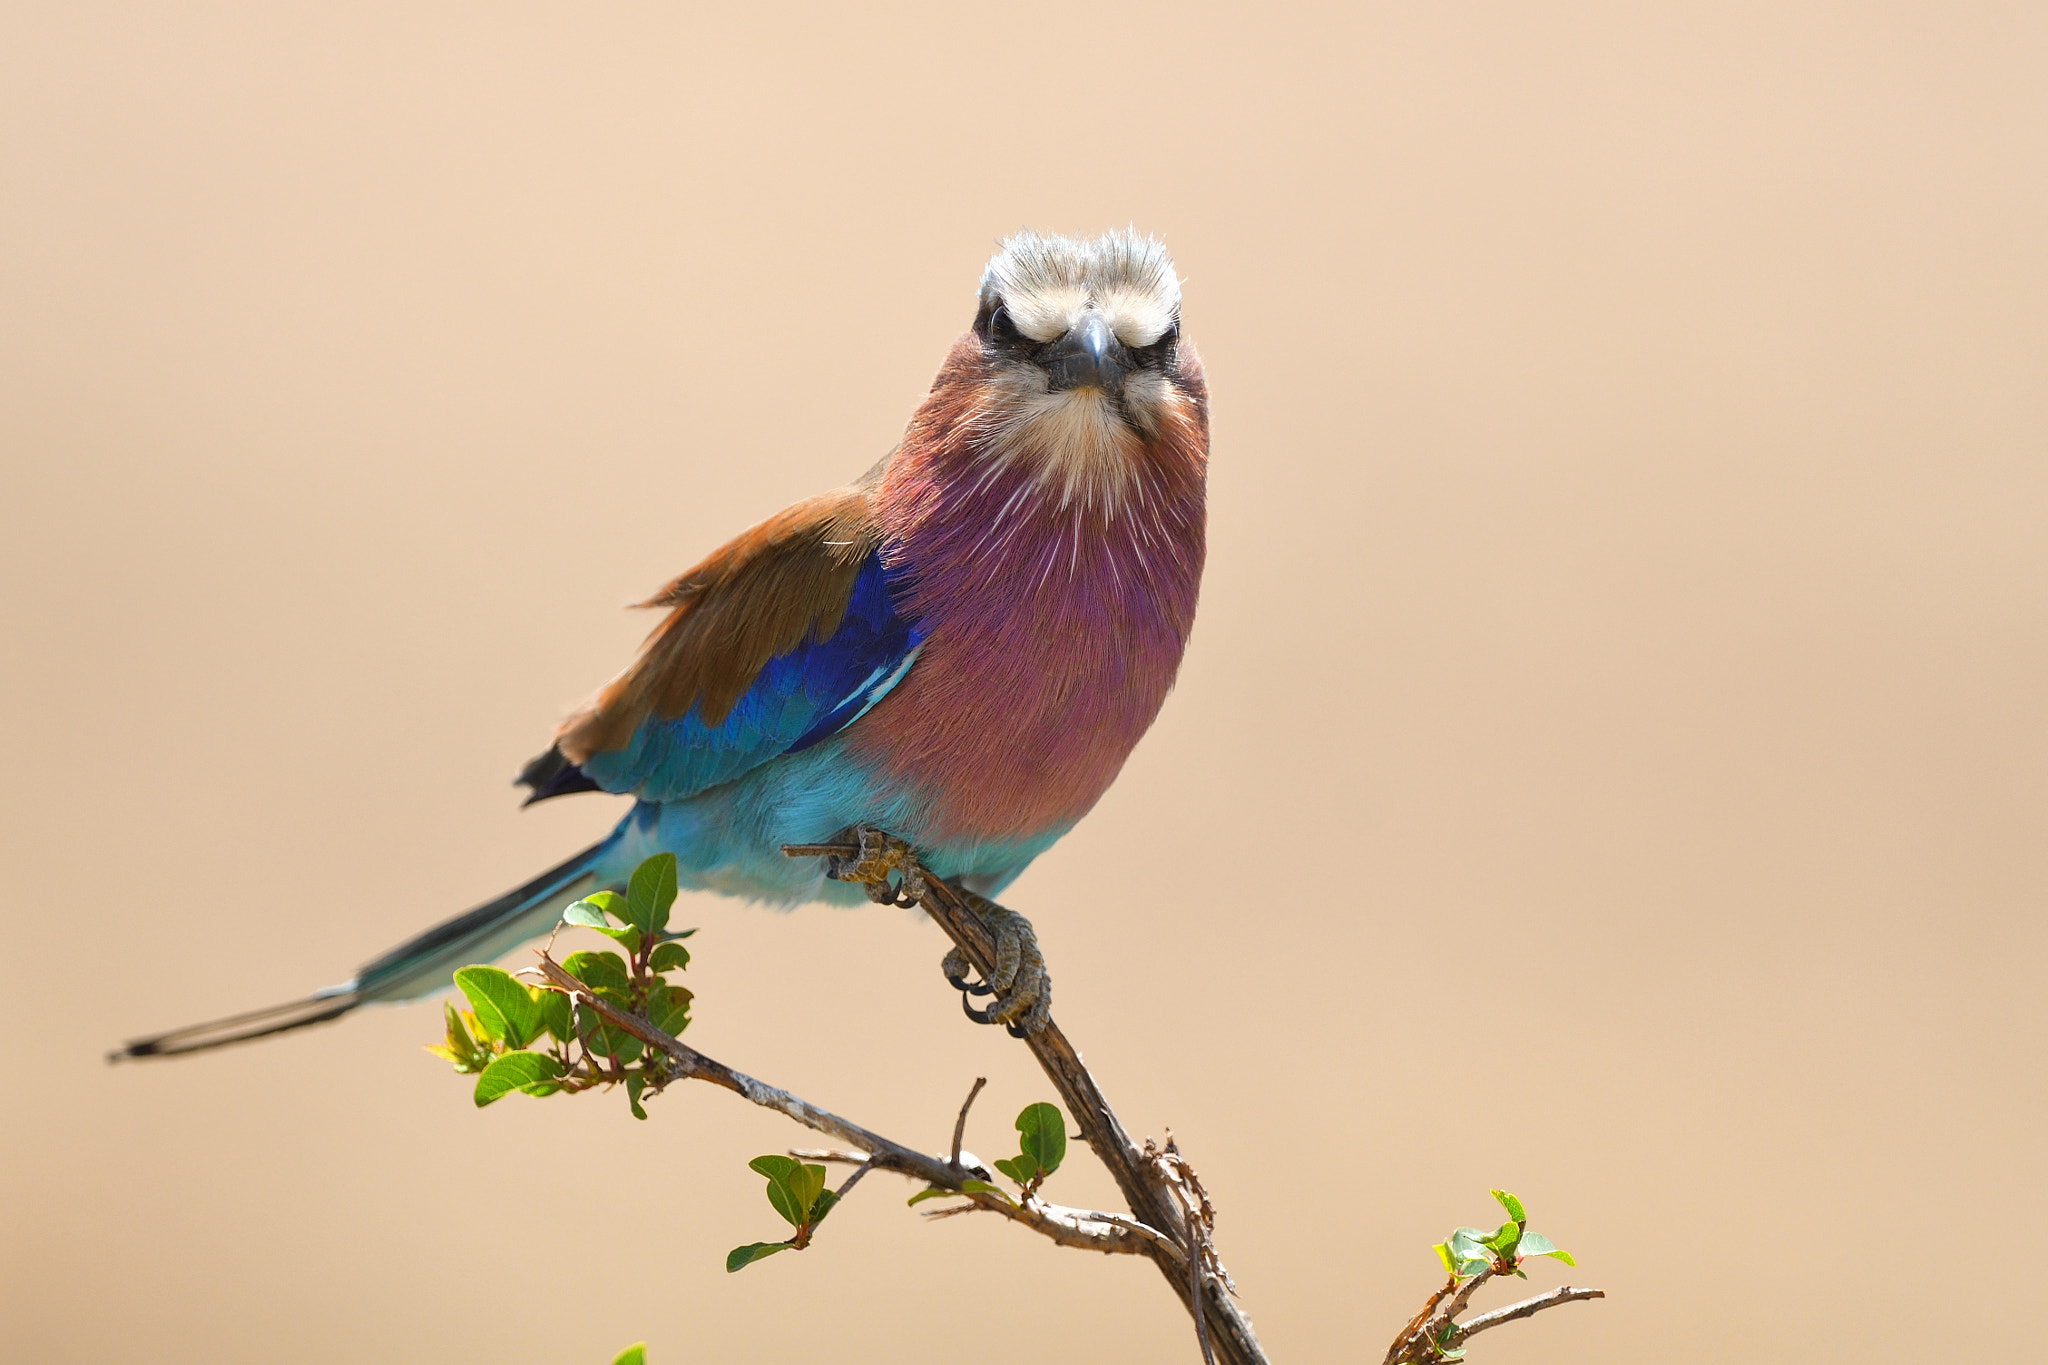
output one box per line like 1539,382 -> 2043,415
354,831 -> 621,1002
112,829 -> 624,1061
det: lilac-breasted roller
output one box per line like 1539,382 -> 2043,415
120,229 -> 1208,1058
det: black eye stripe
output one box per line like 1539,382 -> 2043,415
975,299 -> 1180,370
1128,319 -> 1181,367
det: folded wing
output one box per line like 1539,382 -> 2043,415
522,486 -> 923,805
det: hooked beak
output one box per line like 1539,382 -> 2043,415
1044,312 -> 1130,395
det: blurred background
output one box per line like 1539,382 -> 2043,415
3,4 -> 2042,1362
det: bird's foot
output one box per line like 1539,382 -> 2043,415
819,824 -> 928,907
942,890 -> 1051,1037
790,826 -> 1049,1035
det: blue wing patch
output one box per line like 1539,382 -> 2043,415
575,551 -> 924,803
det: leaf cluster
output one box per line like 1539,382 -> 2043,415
726,1156 -> 843,1272
1430,1188 -> 1576,1283
427,853 -> 695,1120
1389,1190 -> 1589,1365
908,1100 -> 1068,1210
992,1102 -> 1066,1191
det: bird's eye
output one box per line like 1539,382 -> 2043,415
988,305 -> 1022,343
1132,319 -> 1181,366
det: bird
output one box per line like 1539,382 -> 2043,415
116,228 -> 1209,1059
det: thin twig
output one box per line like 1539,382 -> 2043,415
1382,1268 -> 1497,1365
1442,1265 -> 1497,1324
533,957 -> 943,1179
917,1201 -> 980,1222
1382,1263 -> 1606,1365
1381,1279 -> 1462,1365
788,1148 -> 871,1165
952,1076 -> 987,1167
529,954 -> 1166,1260
833,1158 -> 879,1203
966,1191 -> 1186,1258
1055,1207 -> 1190,1263
1454,1286 -> 1606,1342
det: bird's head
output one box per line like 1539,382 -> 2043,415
963,229 -> 1204,505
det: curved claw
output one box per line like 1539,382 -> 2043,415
936,893 -> 1052,1035
946,971 -> 998,999
940,946 -> 996,997
958,991 -> 1032,1036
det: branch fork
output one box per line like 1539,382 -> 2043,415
786,829 -> 1268,1365
1381,1262 -> 1605,1365
509,830 -> 1598,1365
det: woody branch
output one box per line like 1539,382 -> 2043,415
528,956 -> 1170,1261
783,835 -> 1270,1365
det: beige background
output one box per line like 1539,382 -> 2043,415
3,4 -> 2043,1362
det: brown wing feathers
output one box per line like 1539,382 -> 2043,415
554,486 -> 882,764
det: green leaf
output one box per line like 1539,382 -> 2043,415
725,1241 -> 788,1272
1433,1242 -> 1456,1275
1446,1227 -> 1492,1276
907,1187 -> 959,1207
563,892 -> 623,928
649,940 -> 693,973
564,891 -> 639,949
1491,1189 -> 1526,1224
472,1051 -> 565,1107
573,1001 -> 644,1062
588,922 -> 642,954
440,1000 -> 468,1050
1014,1102 -> 1067,1178
454,966 -> 542,1048
1516,1231 -> 1575,1266
648,982 -> 693,1037
563,950 -> 630,994
749,1155 -> 807,1227
792,1162 -> 827,1218
627,853 -> 679,937
430,1003 -> 492,1072
992,1156 -> 1033,1185
610,1345 -> 646,1365
762,1180 -> 804,1227
626,1073 -> 649,1121
535,989 -> 573,1043
810,1188 -> 840,1226
1483,1219 -> 1522,1258
958,1178 -> 1014,1206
